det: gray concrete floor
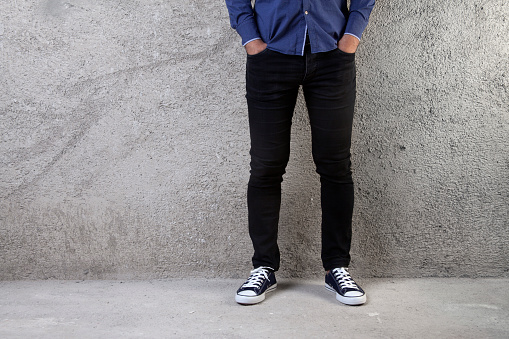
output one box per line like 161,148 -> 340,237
0,278 -> 508,338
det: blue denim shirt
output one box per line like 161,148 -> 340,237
225,0 -> 375,55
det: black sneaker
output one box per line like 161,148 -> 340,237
235,266 -> 277,305
325,267 -> 366,305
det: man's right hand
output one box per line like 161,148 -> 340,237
245,39 -> 267,55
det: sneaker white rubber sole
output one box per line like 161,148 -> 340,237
235,283 -> 277,305
325,284 -> 367,306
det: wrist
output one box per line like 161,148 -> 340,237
338,35 -> 360,53
245,39 -> 267,55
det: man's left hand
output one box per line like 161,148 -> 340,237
338,35 -> 360,53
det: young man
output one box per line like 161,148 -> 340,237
225,0 -> 375,306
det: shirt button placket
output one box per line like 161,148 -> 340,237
303,0 -> 311,56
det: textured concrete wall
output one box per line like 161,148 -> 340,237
1,0 -> 507,280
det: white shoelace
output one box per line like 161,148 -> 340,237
241,267 -> 271,289
332,268 -> 360,290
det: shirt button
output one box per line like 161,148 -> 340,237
305,11 -> 309,15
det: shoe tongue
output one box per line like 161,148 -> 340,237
259,266 -> 274,273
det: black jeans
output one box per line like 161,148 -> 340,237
246,43 -> 356,272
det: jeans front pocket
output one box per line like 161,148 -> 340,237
246,47 -> 271,58
336,48 -> 356,57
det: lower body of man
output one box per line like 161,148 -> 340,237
235,40 -> 366,306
